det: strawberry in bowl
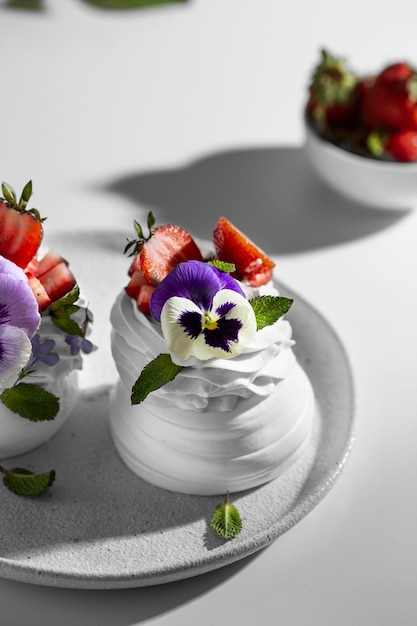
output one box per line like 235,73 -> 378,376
0,181 -> 95,459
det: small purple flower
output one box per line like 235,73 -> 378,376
0,255 -> 40,385
65,334 -> 94,356
28,334 -> 59,367
150,261 -> 256,361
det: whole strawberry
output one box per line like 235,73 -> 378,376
386,129 -> 417,162
0,181 -> 44,269
307,49 -> 359,127
361,62 -> 417,131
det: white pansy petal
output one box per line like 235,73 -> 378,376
0,326 -> 32,386
160,297 -> 202,361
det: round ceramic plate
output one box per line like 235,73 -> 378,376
0,231 -> 356,589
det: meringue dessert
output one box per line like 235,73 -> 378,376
109,215 -> 315,495
0,181 -> 94,458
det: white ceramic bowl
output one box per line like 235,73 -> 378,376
305,122 -> 417,210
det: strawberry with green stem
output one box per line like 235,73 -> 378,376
124,212 -> 203,314
307,49 -> 359,128
0,180 -> 44,269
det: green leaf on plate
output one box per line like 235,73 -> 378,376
1,466 -> 56,496
250,295 -> 293,331
131,353 -> 183,404
1,383 -> 60,421
210,492 -> 242,539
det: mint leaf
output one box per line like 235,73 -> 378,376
131,353 -> 183,404
49,285 -> 84,336
250,295 -> 293,331
1,383 -> 59,421
207,260 -> 236,274
1,466 -> 55,496
210,492 -> 242,539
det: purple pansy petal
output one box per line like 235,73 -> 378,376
0,326 -> 32,385
0,255 -> 28,281
150,261 -> 244,322
0,273 -> 40,337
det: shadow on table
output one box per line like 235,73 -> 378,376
104,145 -> 409,255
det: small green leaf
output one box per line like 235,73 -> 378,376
208,260 -> 236,274
147,210 -> 156,232
49,285 -> 84,336
19,180 -> 33,208
250,295 -> 293,331
2,181 -> 17,206
1,466 -> 55,496
210,493 -> 242,539
131,353 -> 183,404
1,383 -> 59,421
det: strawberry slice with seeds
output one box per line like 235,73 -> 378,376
25,272 -> 52,311
38,258 -> 77,303
213,217 -> 275,287
0,181 -> 44,268
124,213 -> 203,313
140,224 -> 203,286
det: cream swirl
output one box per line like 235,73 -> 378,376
110,281 -> 297,411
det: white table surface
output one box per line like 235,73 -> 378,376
2,1 -> 417,624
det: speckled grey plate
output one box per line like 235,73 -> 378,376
0,231 -> 356,589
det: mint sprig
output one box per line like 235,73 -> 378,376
250,295 -> 293,331
48,285 -> 84,337
1,383 -> 60,421
210,492 -> 242,539
207,260 -> 236,274
0,465 -> 55,496
131,353 -> 183,404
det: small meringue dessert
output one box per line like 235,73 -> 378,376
0,181 -> 94,458
109,215 -> 315,495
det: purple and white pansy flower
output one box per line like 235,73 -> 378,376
0,255 -> 40,386
150,261 -> 257,361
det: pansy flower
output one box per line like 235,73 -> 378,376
150,261 -> 257,361
0,255 -> 40,385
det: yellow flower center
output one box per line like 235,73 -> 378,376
202,313 -> 218,331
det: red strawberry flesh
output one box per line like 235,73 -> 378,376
213,217 -> 275,287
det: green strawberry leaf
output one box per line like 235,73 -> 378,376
208,260 -> 236,274
210,493 -> 242,539
48,285 -> 84,336
1,383 -> 60,421
250,295 -> 293,331
1,466 -> 56,496
131,353 -> 183,404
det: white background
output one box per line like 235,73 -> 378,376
1,1 -> 417,624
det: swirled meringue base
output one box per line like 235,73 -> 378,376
0,369 -> 79,458
109,362 -> 315,495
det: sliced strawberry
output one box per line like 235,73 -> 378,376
0,181 -> 44,268
125,268 -> 148,299
139,224 -> 203,286
25,272 -> 52,311
213,217 -> 275,287
34,250 -> 64,278
39,259 -> 76,303
136,284 -> 156,315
